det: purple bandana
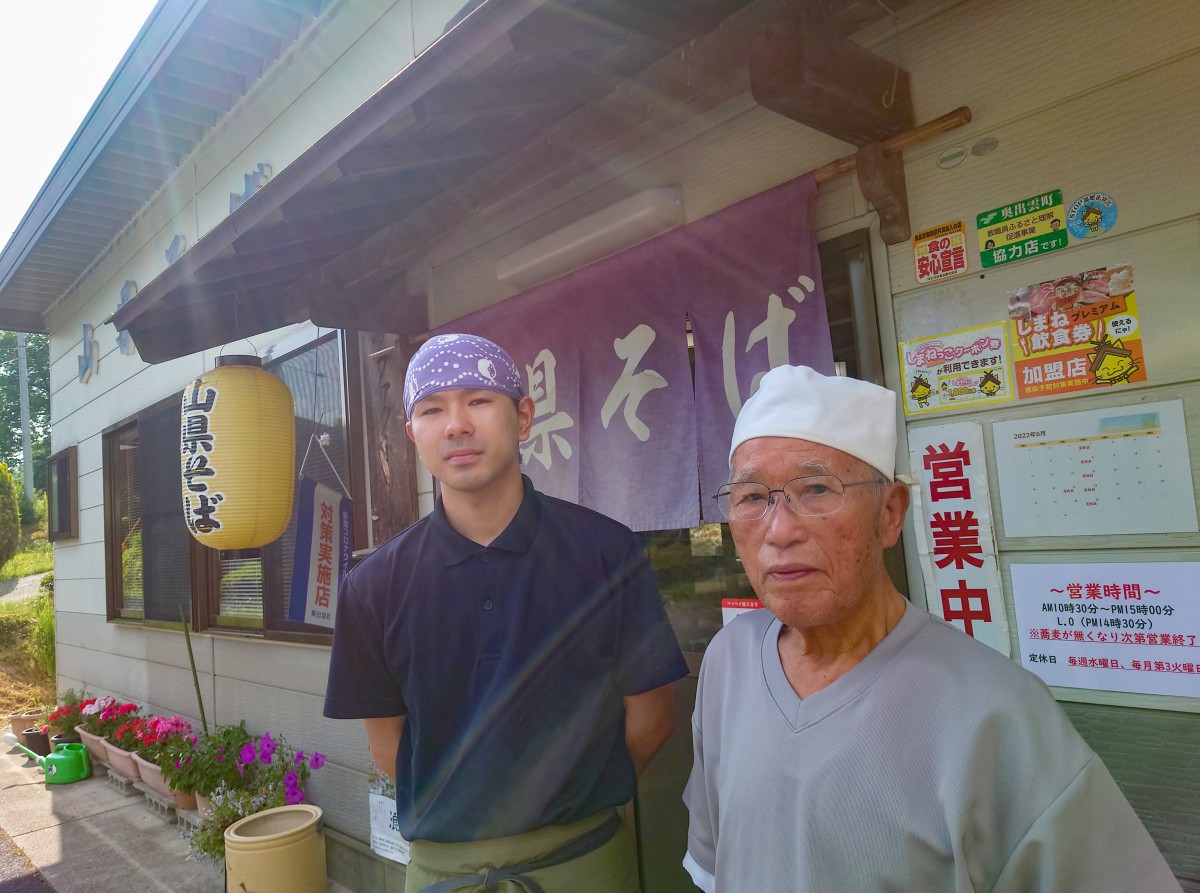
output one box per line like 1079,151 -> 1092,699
404,333 -> 525,417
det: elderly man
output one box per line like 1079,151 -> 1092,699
683,365 -> 1179,892
325,334 -> 686,892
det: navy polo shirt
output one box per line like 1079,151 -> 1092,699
324,476 -> 687,843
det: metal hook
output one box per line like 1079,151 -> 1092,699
873,0 -> 902,109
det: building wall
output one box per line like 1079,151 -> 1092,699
44,0 -> 1200,883
416,0 -> 1200,885
43,0 -> 471,854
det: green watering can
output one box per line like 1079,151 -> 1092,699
4,734 -> 92,784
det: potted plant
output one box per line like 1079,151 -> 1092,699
186,730 -> 325,862
127,715 -> 197,808
7,706 -> 46,748
76,696 -> 140,768
162,721 -> 254,818
45,704 -> 82,746
105,716 -> 146,780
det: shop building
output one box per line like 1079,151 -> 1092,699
1,0 -> 1197,889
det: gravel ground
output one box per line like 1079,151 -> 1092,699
0,575 -> 45,605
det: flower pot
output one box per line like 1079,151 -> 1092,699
225,805 -> 326,893
131,753 -> 196,809
7,713 -> 45,746
74,726 -> 110,767
195,792 -> 214,821
102,740 -> 141,781
50,731 -> 82,747
21,728 -> 52,758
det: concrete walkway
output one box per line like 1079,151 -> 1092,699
0,741 -> 224,892
0,573 -> 47,604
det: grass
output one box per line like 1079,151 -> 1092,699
0,538 -> 52,580
0,597 -> 55,716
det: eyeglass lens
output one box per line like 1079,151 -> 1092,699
717,475 -> 848,520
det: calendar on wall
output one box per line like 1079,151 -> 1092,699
993,400 -> 1199,538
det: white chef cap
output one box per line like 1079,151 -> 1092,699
728,365 -> 897,479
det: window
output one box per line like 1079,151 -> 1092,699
103,398 -> 198,624
47,446 -> 78,541
207,333 -> 363,641
103,333 -> 365,640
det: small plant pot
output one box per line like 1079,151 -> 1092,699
75,726 -> 110,767
50,731 -> 82,747
8,713 -> 45,746
22,728 -> 52,758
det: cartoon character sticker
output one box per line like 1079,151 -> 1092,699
1087,334 -> 1140,385
910,374 -> 933,407
979,370 -> 1003,397
1066,193 -> 1118,240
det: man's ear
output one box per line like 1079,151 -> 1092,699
879,480 -> 909,548
516,395 -> 535,442
405,420 -> 415,443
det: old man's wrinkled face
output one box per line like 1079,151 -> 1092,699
727,437 -> 907,632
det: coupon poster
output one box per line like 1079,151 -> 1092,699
369,759 -> 410,865
1012,562 -> 1200,699
1007,263 -> 1145,399
899,322 -> 1014,415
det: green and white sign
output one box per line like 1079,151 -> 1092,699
976,189 -> 1067,269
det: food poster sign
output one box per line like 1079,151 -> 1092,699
899,322 -> 1014,415
1012,562 -> 1200,699
976,189 -> 1067,269
1007,263 -> 1144,399
909,422 -> 1010,656
912,220 -> 969,284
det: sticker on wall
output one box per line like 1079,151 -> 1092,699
1007,263 -> 1145,399
912,220 -> 969,284
976,189 -> 1067,269
1065,192 -> 1118,240
898,321 -> 1014,415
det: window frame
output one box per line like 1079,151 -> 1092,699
103,332 -> 369,642
47,445 -> 79,542
102,393 -> 207,628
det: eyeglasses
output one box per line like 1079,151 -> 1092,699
713,474 -> 881,521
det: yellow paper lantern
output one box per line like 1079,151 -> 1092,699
180,355 -> 296,549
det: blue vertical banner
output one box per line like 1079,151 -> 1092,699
289,476 -> 353,628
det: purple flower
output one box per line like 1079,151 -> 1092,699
285,787 -> 305,805
284,771 -> 298,788
309,752 -> 326,770
294,751 -> 305,766
261,733 -> 276,757
240,742 -> 257,765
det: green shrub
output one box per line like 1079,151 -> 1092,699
29,594 -> 55,680
17,488 -> 37,528
38,572 -> 53,596
0,462 -> 19,569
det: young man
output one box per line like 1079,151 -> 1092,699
325,334 -> 686,893
684,365 -> 1179,892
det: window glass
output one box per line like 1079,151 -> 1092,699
106,401 -> 193,622
112,424 -> 143,619
214,335 -> 349,636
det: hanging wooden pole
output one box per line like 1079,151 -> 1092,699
813,106 -> 972,185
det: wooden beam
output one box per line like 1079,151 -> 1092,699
0,308 -> 48,333
308,276 -> 426,335
750,8 -> 914,146
856,141 -> 909,244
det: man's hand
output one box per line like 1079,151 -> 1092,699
624,685 -> 675,776
363,716 -> 405,779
